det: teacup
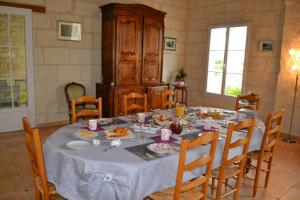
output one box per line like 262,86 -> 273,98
161,128 -> 172,141
137,113 -> 145,124
88,119 -> 97,131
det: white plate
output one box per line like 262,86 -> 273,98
147,143 -> 174,154
73,130 -> 98,140
97,118 -> 112,125
66,141 -> 90,150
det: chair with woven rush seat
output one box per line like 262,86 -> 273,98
149,131 -> 219,200
22,117 -> 63,200
123,92 -> 147,115
71,96 -> 102,124
161,89 -> 176,109
245,109 -> 284,196
210,118 -> 255,200
235,94 -> 260,111
65,82 -> 85,123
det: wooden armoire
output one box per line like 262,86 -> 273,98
96,3 -> 167,117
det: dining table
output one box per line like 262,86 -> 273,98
43,107 -> 265,200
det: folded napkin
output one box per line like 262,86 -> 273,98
150,135 -> 177,143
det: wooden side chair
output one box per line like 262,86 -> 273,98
22,117 -> 62,200
174,131 -> 219,200
235,94 -> 260,111
65,82 -> 85,123
161,89 -> 176,109
123,92 -> 147,115
210,118 -> 255,200
149,131 -> 219,200
71,96 -> 102,124
245,109 -> 284,196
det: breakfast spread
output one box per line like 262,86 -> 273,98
79,129 -> 94,139
196,112 -> 225,120
105,127 -> 132,138
152,114 -> 167,121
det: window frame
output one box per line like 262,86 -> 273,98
204,23 -> 250,99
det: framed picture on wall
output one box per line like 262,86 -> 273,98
259,41 -> 273,52
164,37 -> 176,51
58,21 -> 81,41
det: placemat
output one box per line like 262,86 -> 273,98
126,142 -> 180,161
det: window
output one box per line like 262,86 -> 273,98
206,25 -> 248,97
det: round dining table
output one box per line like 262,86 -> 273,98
43,108 -> 265,200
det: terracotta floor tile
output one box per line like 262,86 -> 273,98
0,191 -> 29,200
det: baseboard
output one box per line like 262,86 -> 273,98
280,132 -> 300,141
37,120 -> 69,128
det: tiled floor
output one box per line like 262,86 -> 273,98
0,126 -> 299,200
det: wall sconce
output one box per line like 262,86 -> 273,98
282,49 -> 299,143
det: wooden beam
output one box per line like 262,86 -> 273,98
0,1 -> 46,13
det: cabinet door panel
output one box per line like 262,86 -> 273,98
147,86 -> 167,110
142,17 -> 163,84
116,15 -> 142,85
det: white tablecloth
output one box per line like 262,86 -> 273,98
43,110 -> 265,200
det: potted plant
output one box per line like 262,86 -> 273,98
175,68 -> 186,86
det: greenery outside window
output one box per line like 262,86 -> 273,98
206,25 -> 248,97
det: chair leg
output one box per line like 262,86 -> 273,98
245,158 -> 251,174
233,173 -> 242,200
34,185 -> 42,200
253,158 -> 262,196
265,157 -> 273,188
211,177 -> 216,196
224,179 -> 229,187
216,178 -> 223,200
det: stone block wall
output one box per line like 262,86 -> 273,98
185,0 -> 285,121
274,0 -> 300,136
9,0 -> 187,125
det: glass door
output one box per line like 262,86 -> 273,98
0,6 -> 35,132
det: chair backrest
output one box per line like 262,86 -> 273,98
174,131 -> 219,200
65,82 -> 85,107
22,117 -> 50,198
162,89 -> 175,109
123,92 -> 147,115
219,118 -> 255,179
260,109 -> 284,155
71,96 -> 102,123
235,94 -> 260,111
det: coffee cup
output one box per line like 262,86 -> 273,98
88,119 -> 97,131
137,113 -> 145,124
161,128 -> 172,141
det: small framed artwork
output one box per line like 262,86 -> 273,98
259,41 -> 272,52
58,21 -> 81,41
164,37 -> 176,51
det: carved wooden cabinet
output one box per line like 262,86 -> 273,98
96,3 -> 166,117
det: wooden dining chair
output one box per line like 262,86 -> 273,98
210,118 -> 255,200
149,131 -> 219,200
22,117 -> 62,200
245,109 -> 284,196
71,96 -> 102,123
65,82 -> 86,123
235,94 -> 260,111
161,89 -> 176,109
174,131 -> 219,200
123,92 -> 147,115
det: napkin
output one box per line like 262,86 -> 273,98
150,135 -> 177,143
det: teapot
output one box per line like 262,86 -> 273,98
169,117 -> 183,135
